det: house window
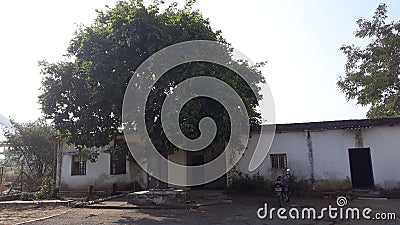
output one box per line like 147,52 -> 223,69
110,153 -> 126,175
71,155 -> 87,176
270,154 -> 287,170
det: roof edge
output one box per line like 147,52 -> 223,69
258,117 -> 400,132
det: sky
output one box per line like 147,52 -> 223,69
1,0 -> 400,134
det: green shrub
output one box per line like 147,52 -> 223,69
20,192 -> 34,201
286,174 -> 313,197
228,169 -> 273,194
228,169 -> 313,196
34,177 -> 55,199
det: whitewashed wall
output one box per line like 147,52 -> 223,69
168,150 -> 187,188
363,126 -> 400,188
59,145 -> 137,191
237,125 -> 400,190
59,124 -> 400,191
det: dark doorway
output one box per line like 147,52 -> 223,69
192,155 -> 205,166
190,155 -> 205,188
188,154 -> 227,189
348,148 -> 374,189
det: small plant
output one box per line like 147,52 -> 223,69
286,174 -> 313,197
228,169 -> 273,195
228,168 -> 319,196
34,177 -> 55,199
20,192 -> 34,201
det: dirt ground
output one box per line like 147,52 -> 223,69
0,205 -> 69,225
0,195 -> 399,225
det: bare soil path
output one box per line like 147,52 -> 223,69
1,196 -> 397,225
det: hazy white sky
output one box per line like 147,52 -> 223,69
1,0 -> 400,129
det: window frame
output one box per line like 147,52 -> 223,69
270,153 -> 287,170
110,152 -> 127,175
71,155 -> 87,176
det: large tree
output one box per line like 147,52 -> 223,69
39,0 -> 265,158
3,119 -> 56,180
337,3 -> 400,118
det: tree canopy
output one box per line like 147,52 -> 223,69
337,3 -> 400,118
39,0 -> 265,157
3,119 -> 56,179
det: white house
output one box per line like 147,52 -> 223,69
58,117 -> 400,191
238,117 -> 400,190
57,141 -> 148,192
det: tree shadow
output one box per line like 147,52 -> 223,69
113,213 -> 184,224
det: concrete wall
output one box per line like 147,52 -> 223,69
362,126 -> 400,188
168,150 -> 187,188
168,145 -> 228,189
59,145 -> 147,191
237,125 -> 400,190
59,124 -> 400,191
